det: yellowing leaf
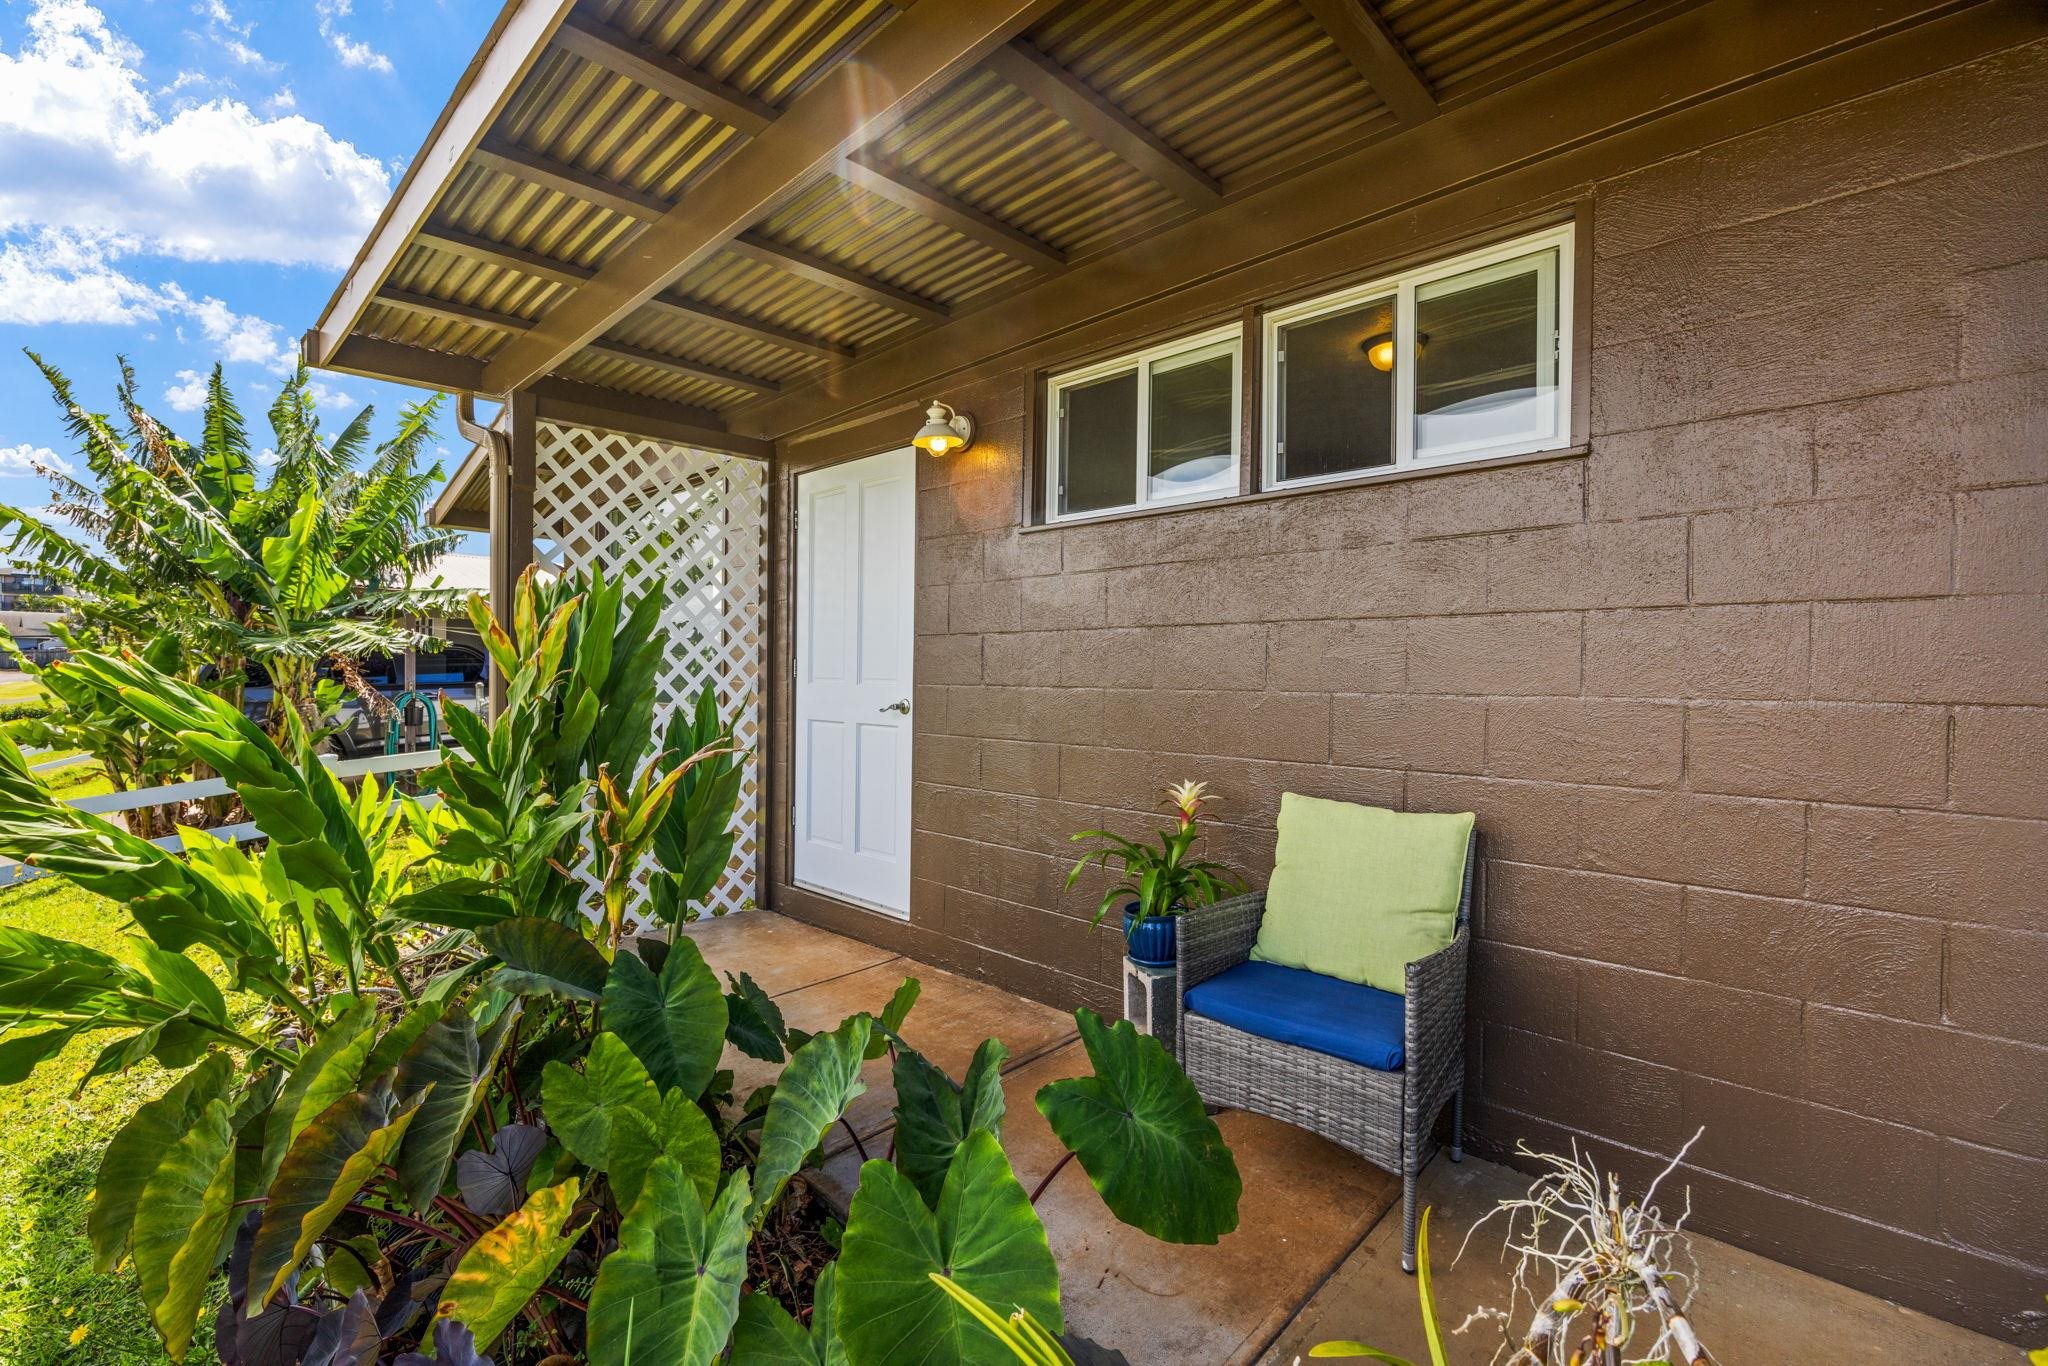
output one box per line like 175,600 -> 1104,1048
438,1178 -> 583,1352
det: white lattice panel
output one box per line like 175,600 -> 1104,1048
533,420 -> 767,918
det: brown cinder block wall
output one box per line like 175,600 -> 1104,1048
767,37 -> 2048,1340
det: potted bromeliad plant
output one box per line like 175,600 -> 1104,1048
1067,780 -> 1243,968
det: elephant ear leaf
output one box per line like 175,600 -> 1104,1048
257,1001 -> 376,1189
455,1122 -> 548,1219
1033,1008 -> 1241,1245
607,1088 -> 721,1213
586,1160 -> 752,1366
90,1051 -> 234,1273
890,1039 -> 1008,1209
479,917 -> 609,1001
723,970 -> 786,1062
864,977 -> 920,1060
436,1177 -> 583,1352
602,934 -> 726,1097
132,1096 -> 240,1363
247,1083 -> 424,1309
539,1032 -> 655,1171
392,1002 -> 519,1211
393,1318 -> 495,1366
750,1014 -> 872,1224
730,1261 -> 847,1366
836,1130 -> 1062,1366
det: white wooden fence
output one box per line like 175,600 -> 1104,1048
0,748 -> 449,888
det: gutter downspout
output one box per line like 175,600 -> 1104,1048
456,393 -> 511,714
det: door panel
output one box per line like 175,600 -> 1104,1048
794,448 -> 915,915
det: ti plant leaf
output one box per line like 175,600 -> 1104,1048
865,977 -> 920,1060
730,1261 -> 848,1365
602,934 -> 726,1097
751,1014 -> 872,1225
836,1130 -> 1062,1366
247,1082 -> 424,1310
1033,1008 -> 1241,1245
723,970 -> 787,1062
891,1039 -> 1008,1209
586,1160 -> 752,1366
478,917 -> 610,1001
132,1097 -> 240,1362
90,1051 -> 234,1273
436,1177 -> 584,1352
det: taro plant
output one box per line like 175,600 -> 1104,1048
1067,779 -> 1243,942
0,569 -> 1242,1364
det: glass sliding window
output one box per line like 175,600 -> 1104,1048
1045,326 -> 1241,520
1263,224 -> 1573,487
1274,294 -> 1395,483
1413,247 -> 1558,460
1147,341 -> 1237,502
1056,369 -> 1139,516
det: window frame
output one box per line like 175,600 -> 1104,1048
1043,323 -> 1243,524
1261,223 -> 1574,492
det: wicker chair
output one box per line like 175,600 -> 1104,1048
1171,830 -> 1477,1273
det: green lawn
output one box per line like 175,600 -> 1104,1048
0,677 -> 47,704
0,879 -> 201,1366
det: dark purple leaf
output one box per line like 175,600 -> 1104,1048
454,1122 -> 548,1217
301,1291 -> 382,1366
393,1319 -> 495,1366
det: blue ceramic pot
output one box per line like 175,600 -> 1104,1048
1123,904 -> 1178,967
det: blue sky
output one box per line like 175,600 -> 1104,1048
0,0 -> 500,510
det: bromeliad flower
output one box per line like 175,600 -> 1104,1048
1164,779 -> 1211,830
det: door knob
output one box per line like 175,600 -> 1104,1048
879,699 -> 911,715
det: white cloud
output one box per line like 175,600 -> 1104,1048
164,368 -> 209,412
314,0 -> 391,75
0,0 -> 390,268
254,446 -> 279,471
0,228 -> 297,374
306,379 -> 355,411
0,443 -> 74,476
191,1 -> 270,70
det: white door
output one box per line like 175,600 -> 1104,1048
793,447 -> 916,916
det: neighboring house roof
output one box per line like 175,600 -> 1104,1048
424,551 -> 493,594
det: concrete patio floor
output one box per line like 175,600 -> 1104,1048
685,912 -> 2012,1364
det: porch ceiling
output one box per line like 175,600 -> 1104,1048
309,0 -> 1705,477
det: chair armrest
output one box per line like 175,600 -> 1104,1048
1177,891 -> 1265,991
1404,924 -> 1469,1106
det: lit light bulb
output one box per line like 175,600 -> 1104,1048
1365,337 -> 1396,372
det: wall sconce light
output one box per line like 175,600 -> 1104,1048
912,400 -> 974,456
1361,331 -> 1428,373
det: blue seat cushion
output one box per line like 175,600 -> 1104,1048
1185,960 -> 1406,1071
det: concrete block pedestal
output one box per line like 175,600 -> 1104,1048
1123,954 -> 1178,1058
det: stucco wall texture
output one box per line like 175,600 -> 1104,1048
770,41 -> 2048,1340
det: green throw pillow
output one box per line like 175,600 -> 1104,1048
1250,794 -> 1474,995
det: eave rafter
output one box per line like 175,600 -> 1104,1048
479,0 -> 1068,396
982,40 -> 1222,211
315,0 -> 1438,422
550,11 -> 779,137
1297,0 -> 1438,125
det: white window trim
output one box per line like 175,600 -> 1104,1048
1262,223 -> 1574,491
1044,323 -> 1242,523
